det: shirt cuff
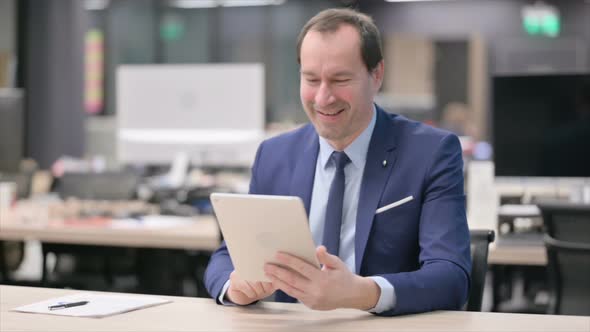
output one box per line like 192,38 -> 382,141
367,276 -> 396,313
218,279 -> 236,306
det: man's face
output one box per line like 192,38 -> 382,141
299,24 -> 383,150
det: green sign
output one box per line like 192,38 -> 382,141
522,6 -> 560,37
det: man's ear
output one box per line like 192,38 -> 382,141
371,60 -> 385,93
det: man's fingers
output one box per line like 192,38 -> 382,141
260,281 -> 276,294
265,264 -> 310,291
316,245 -> 341,269
234,280 -> 257,299
275,252 -> 320,279
230,271 -> 277,301
251,281 -> 269,297
266,272 -> 305,300
230,272 -> 256,299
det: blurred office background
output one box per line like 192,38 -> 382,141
1,0 -> 589,316
2,0 -> 589,167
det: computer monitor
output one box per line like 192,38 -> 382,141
493,73 -> 590,178
116,64 -> 265,168
0,89 -> 24,172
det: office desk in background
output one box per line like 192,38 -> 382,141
488,235 -> 549,313
1,285 -> 588,332
1,214 -> 545,265
0,214 -> 221,295
488,242 -> 547,266
0,215 -> 220,251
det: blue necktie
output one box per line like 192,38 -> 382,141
322,151 -> 351,256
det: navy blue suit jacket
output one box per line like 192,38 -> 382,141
205,106 -> 471,316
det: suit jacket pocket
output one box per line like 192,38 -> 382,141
371,199 -> 420,253
375,196 -> 415,215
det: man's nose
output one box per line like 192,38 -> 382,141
314,82 -> 335,108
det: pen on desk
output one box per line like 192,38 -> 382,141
375,196 -> 414,214
48,301 -> 89,311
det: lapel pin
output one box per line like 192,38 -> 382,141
382,160 -> 387,167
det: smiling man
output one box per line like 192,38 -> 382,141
204,8 -> 471,316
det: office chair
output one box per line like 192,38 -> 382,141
538,201 -> 590,316
54,171 -> 139,201
42,171 -> 140,290
0,172 -> 31,283
467,229 -> 495,312
538,201 -> 590,243
543,235 -> 590,316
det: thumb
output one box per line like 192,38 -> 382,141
316,245 -> 341,269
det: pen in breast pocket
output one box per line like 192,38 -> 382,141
375,196 -> 414,215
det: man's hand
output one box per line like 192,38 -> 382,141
264,246 -> 381,310
226,271 -> 277,305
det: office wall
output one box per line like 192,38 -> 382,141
0,0 -> 15,88
23,0 -> 86,168
159,8 -> 211,63
103,0 -> 158,118
20,0 -> 587,168
92,0 -> 341,124
361,0 -> 589,140
79,1 -> 338,166
0,0 -> 14,52
363,0 -> 590,74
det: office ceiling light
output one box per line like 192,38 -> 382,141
170,0 -> 217,9
385,0 -> 454,2
222,0 -> 285,7
170,0 -> 285,8
85,0 -> 110,10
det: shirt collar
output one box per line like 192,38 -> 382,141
318,105 -> 377,170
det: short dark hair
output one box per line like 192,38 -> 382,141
296,8 -> 383,72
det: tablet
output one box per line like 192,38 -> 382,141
210,193 -> 320,282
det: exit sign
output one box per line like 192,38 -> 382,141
522,3 -> 560,37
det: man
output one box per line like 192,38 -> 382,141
205,8 -> 471,316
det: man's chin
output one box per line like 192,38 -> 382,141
314,127 -> 343,142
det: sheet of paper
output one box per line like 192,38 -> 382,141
12,293 -> 171,318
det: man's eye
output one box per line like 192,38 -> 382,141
306,79 -> 320,84
334,79 -> 350,84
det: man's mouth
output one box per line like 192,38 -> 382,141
317,108 -> 345,117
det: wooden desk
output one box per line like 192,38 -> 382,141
488,243 -> 548,312
0,216 -> 220,251
488,243 -> 547,266
1,285 -> 588,332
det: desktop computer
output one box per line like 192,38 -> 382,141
116,63 -> 265,168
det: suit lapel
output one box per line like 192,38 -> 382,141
279,128 -> 318,304
289,127 -> 319,216
355,107 -> 398,273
